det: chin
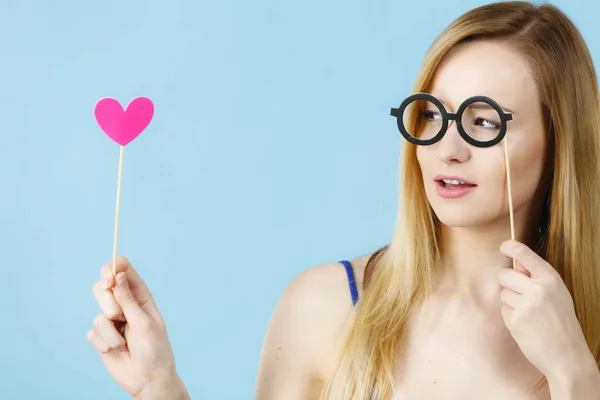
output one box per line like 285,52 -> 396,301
428,198 -> 500,229
424,184 -> 502,228
434,212 -> 487,228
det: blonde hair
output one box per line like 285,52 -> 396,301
320,2 -> 600,398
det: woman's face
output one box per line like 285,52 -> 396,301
416,39 -> 548,229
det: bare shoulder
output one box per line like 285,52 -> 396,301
254,253 -> 374,399
285,252 -> 370,311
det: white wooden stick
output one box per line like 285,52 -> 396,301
112,145 -> 124,276
504,137 -> 516,270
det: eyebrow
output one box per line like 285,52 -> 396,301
439,99 -> 515,114
470,102 -> 515,114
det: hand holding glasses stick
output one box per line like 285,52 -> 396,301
390,93 -> 516,269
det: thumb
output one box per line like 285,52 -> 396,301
113,272 -> 147,323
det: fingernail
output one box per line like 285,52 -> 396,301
102,278 -> 109,290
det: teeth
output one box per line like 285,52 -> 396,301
442,179 -> 464,185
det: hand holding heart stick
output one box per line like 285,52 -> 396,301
94,96 -> 154,276
89,98 -> 191,398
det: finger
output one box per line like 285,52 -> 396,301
112,271 -> 149,324
500,304 -> 513,326
101,255 -> 147,291
92,281 -> 125,322
500,288 -> 521,309
87,328 -> 112,354
500,240 -> 554,278
497,268 -> 534,294
101,256 -> 160,320
514,260 -> 531,277
93,314 -> 127,352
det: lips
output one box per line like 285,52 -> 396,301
433,175 -> 478,199
435,180 -> 477,198
433,175 -> 477,187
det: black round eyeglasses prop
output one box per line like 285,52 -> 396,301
390,93 -> 513,148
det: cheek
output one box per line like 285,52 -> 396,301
416,146 -> 434,176
508,135 -> 546,205
416,147 -> 424,167
476,151 -> 507,199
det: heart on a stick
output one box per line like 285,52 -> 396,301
94,97 -> 154,146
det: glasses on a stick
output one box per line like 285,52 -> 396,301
390,93 -> 513,148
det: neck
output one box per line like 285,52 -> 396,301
433,212 -> 542,304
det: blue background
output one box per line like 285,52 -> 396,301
0,0 -> 597,398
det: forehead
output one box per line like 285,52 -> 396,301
429,40 -> 538,111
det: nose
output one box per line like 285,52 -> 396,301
435,121 -> 471,164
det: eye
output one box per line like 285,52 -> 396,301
421,110 -> 441,121
474,118 -> 500,129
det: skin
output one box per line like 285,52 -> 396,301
88,39 -> 600,399
418,38 -> 549,303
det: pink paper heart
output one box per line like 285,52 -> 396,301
94,97 -> 154,146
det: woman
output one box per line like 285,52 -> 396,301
88,2 -> 600,399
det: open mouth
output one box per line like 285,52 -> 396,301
436,178 -> 477,189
